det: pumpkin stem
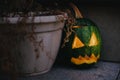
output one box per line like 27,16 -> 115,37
69,3 -> 83,18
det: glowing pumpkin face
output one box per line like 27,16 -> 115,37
71,31 -> 100,65
62,18 -> 102,65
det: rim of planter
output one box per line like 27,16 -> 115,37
0,12 -> 68,24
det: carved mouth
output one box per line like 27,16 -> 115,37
71,53 -> 100,65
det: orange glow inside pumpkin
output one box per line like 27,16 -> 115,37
71,54 -> 100,65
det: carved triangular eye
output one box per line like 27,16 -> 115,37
72,35 -> 84,49
89,32 -> 98,46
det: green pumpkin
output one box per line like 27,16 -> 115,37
61,3 -> 102,66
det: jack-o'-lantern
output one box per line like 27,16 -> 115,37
61,3 -> 102,66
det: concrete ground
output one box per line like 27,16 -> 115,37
0,61 -> 120,80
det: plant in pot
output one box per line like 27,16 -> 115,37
0,0 -> 102,77
0,0 -> 68,76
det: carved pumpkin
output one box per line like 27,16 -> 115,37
61,3 -> 102,66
